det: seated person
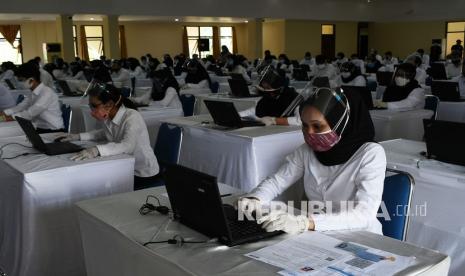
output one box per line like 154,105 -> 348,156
277,54 -> 292,72
1,63 -> 64,133
238,88 -> 386,234
451,66 -> 465,99
228,54 -> 251,83
375,63 -> 425,111
310,55 -> 338,88
239,66 -> 301,126
182,60 -> 211,89
127,57 -> 146,79
381,51 -> 399,67
350,54 -> 366,74
110,60 -> 132,88
446,54 -> 462,79
0,61 -> 17,86
299,52 -> 315,66
338,62 -> 367,87
332,52 -> 348,69
69,62 -> 87,81
365,54 -> 382,74
52,58 -> 70,80
0,83 -> 16,112
407,56 -> 427,85
131,68 -> 182,108
57,84 -> 159,190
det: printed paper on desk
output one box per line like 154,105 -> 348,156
245,232 -> 417,276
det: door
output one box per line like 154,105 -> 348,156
321,24 -> 335,59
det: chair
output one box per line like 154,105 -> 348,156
378,168 -> 414,241
120,87 -> 132,98
366,80 -> 378,92
424,95 -> 439,120
61,104 -> 72,132
16,94 -> 25,105
180,94 -> 196,116
210,81 -> 219,93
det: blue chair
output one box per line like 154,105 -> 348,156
367,80 -> 378,92
180,94 -> 196,116
378,168 -> 414,241
16,94 -> 25,105
210,81 -> 220,93
61,104 -> 72,132
424,95 -> 439,120
120,87 -> 132,98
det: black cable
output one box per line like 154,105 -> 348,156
139,195 -> 170,215
143,234 -> 209,247
2,152 -> 42,160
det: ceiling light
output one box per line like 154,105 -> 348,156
90,17 -> 95,20
175,18 -> 179,22
244,20 -> 249,23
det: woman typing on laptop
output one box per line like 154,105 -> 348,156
56,84 -> 160,190
238,88 -> 387,235
238,66 -> 301,126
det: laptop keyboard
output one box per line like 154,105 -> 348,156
227,218 -> 266,238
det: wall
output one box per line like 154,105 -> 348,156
18,21 -> 58,61
368,21 -> 446,60
262,20 -> 285,58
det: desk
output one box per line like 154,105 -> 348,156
135,78 -> 152,87
0,121 -> 23,138
8,89 -> 30,100
65,79 -> 89,92
369,109 -> 434,141
193,93 -> 261,115
381,139 -> 465,276
179,88 -> 211,96
76,186 -> 450,276
0,135 -> 135,276
436,101 -> 465,123
162,115 -> 304,192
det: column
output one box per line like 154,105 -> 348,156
247,19 -> 263,60
56,15 -> 75,62
102,15 -> 121,59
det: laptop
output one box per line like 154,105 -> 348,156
376,71 -> 394,86
423,119 -> 465,166
15,117 -> 83,155
431,81 -> 464,102
312,76 -> 330,88
204,100 -> 265,128
56,80 -> 83,97
4,79 -> 16,90
227,79 -> 258,98
300,64 -> 311,72
292,68 -> 309,81
164,164 -> 283,246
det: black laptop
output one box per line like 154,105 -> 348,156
164,164 -> 283,246
4,79 -> 16,90
431,81 -> 464,102
423,119 -> 465,166
56,80 -> 83,97
204,100 -> 265,128
429,63 -> 447,80
312,76 -> 330,88
376,71 -> 394,86
16,117 -> 83,155
227,79 -> 258,98
292,68 -> 309,81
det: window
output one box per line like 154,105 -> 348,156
186,26 -> 213,58
446,22 -> 465,56
220,27 -> 233,54
321,25 -> 335,35
84,25 -> 104,60
0,30 -> 22,64
73,25 -> 78,57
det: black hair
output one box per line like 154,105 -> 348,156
417,49 -> 424,54
151,68 -> 180,93
305,52 -> 311,57
396,63 -> 417,80
127,57 -> 141,71
16,63 -> 41,81
315,55 -> 325,65
336,52 -> 345,58
163,54 -> 174,68
88,83 -> 138,110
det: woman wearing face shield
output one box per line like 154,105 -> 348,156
238,66 -> 301,126
228,54 -> 251,84
237,88 -> 386,235
56,83 -> 160,190
375,63 -> 425,111
310,55 -> 338,88
338,62 -> 366,87
446,53 -> 462,79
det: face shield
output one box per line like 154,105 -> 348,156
257,65 -> 284,92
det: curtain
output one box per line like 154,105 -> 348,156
212,26 -> 220,58
79,26 -> 90,61
119,25 -> 128,59
182,26 -> 189,56
0,25 -> 20,47
232,26 -> 238,54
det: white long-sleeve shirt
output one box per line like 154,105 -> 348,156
338,75 -> 367,87
451,75 -> 465,98
184,79 -> 210,89
4,83 -> 64,130
231,65 -> 251,83
131,87 -> 182,108
300,58 -> 315,66
446,63 -> 462,79
386,87 -> 425,111
52,69 -> 69,80
130,66 -> 146,79
350,59 -> 366,74
79,105 -> 159,177
239,106 -> 301,126
0,69 -> 15,82
70,71 -> 87,81
415,68 -> 427,85
248,142 -> 386,234
111,68 -> 132,88
0,84 -> 16,111
39,69 -> 54,89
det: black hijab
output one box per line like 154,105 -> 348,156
185,61 -> 211,85
382,79 -> 420,102
301,88 -> 375,166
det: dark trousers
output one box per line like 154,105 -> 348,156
134,174 -> 164,190
36,128 -> 66,134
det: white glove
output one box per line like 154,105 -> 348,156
258,116 -> 276,126
257,211 -> 310,234
70,147 -> 99,161
55,133 -> 80,142
374,100 -> 388,108
237,197 -> 261,218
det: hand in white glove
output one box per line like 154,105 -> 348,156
258,116 -> 276,126
55,133 -> 80,142
374,100 -> 388,108
237,197 -> 261,218
70,147 -> 99,161
257,211 -> 310,234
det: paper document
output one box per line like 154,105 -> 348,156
245,232 -> 417,276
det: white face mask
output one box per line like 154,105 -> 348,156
21,78 -> 34,90
395,76 -> 409,87
341,72 -> 351,78
279,59 -> 286,64
317,64 -> 326,70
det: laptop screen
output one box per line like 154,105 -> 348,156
15,116 -> 47,151
204,100 -> 242,127
423,119 -> 465,166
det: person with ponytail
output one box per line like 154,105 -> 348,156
56,83 -> 159,190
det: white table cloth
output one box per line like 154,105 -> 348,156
0,135 -> 135,276
0,121 -> 24,138
193,93 -> 262,115
380,139 -> 465,276
162,115 -> 304,192
370,109 -> 434,141
179,88 -> 212,96
8,89 -> 31,101
76,186 -> 450,276
135,78 -> 152,87
65,79 -> 89,93
436,101 -> 465,123
210,75 -> 231,84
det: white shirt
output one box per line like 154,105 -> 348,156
239,105 -> 301,126
339,75 -> 367,87
39,69 -> 55,89
446,63 -> 462,79
0,84 -> 16,111
452,75 -> 465,98
71,71 -> 87,81
378,65 -> 395,72
80,105 -> 159,177
382,57 -> 398,66
248,142 -> 386,234
52,69 -> 69,80
132,87 -> 182,109
350,59 -> 366,74
232,65 -> 251,83
300,58 -> 315,66
4,83 -> 64,130
131,66 -> 146,79
184,79 -> 210,89
0,69 -> 15,82
387,87 -> 425,111
415,67 -> 427,85
310,64 -> 338,88
111,68 -> 132,88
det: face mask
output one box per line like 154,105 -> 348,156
279,59 -> 286,64
395,76 -> 409,87
304,130 -> 341,152
317,64 -> 326,70
228,60 -> 234,66
21,78 -> 34,90
341,72 -> 351,78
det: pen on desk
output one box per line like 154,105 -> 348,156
220,193 -> 232,197
327,266 -> 355,276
